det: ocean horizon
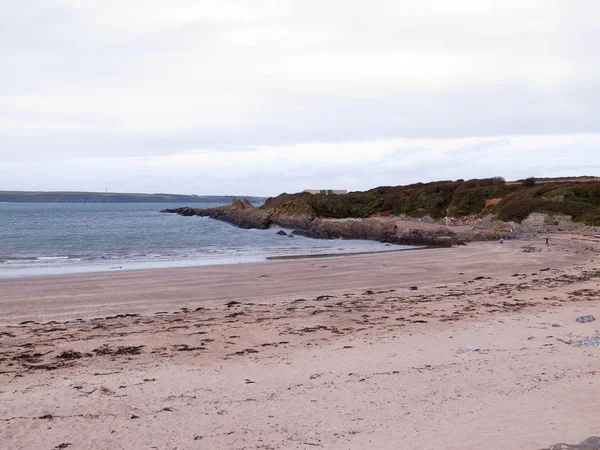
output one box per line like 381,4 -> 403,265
0,202 -> 406,278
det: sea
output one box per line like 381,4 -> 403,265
0,203 -> 404,278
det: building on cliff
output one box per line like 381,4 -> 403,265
303,189 -> 347,195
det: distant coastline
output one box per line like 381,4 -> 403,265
0,191 -> 267,204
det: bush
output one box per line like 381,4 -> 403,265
522,177 -> 536,187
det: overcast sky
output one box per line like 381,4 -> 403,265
1,0 -> 599,196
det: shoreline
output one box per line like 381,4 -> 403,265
0,237 -> 574,325
0,243 -> 413,280
2,235 -> 599,449
265,246 -> 426,260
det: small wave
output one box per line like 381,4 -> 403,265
0,256 -> 38,261
37,256 -> 70,261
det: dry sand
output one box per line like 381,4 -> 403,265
1,236 -> 599,449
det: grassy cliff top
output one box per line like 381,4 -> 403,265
259,177 -> 600,225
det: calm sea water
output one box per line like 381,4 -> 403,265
0,203 -> 401,277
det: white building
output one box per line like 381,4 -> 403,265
303,189 -> 347,195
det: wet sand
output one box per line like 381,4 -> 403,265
1,236 -> 599,449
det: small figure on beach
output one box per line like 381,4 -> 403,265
498,238 -> 504,244
545,237 -> 549,245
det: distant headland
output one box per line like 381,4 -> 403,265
0,191 -> 267,204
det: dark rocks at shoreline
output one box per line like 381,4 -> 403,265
162,200 -> 521,248
542,436 -> 600,450
161,199 -> 313,231
165,207 -> 197,217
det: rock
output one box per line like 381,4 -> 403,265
576,315 -> 596,323
288,234 -> 294,238
275,230 -> 287,236
56,350 -> 84,360
542,436 -> 600,450
567,334 -> 600,347
409,286 -> 418,291
551,324 -> 562,328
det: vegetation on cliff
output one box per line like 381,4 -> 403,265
495,183 -> 600,225
259,177 -> 600,225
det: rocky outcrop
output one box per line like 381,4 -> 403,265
162,200 -> 598,247
161,199 -> 313,230
292,218 -> 461,247
541,436 -> 600,450
162,200 -> 270,229
163,202 -> 466,247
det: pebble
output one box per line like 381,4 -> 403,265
576,315 -> 596,323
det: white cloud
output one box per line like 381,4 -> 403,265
0,0 -> 599,193
1,134 -> 598,196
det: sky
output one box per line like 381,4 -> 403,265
1,0 -> 599,196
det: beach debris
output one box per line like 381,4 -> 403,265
542,436 -> 600,450
409,286 -> 418,291
228,348 -> 259,356
104,313 -> 139,320
457,346 -> 473,354
576,315 -> 596,323
172,344 -> 206,352
315,295 -> 336,301
24,363 -> 60,371
92,345 -> 144,356
299,325 -> 329,333
100,386 -> 115,395
53,444 -> 72,450
275,230 -> 287,236
226,301 -> 241,308
552,324 -> 562,328
56,350 -> 85,360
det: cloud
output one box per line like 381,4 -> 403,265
1,134 -> 598,196
0,1 -> 599,192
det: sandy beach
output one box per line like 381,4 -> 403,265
1,236 -> 599,449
